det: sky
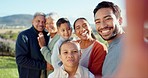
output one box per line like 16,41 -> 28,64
0,0 -> 126,25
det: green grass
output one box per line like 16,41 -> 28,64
0,56 -> 18,78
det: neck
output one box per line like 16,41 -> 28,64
81,37 -> 94,42
80,38 -> 95,49
108,33 -> 124,44
64,66 -> 78,78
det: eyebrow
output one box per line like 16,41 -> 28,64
95,15 -> 111,22
104,15 -> 111,19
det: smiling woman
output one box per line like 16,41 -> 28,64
73,17 -> 107,77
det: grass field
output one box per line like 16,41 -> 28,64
0,56 -> 18,78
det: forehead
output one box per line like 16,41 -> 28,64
33,15 -> 46,22
61,42 -> 78,50
58,23 -> 70,29
94,8 -> 114,20
75,19 -> 88,25
76,19 -> 87,23
46,17 -> 54,22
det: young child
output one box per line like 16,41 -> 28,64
38,18 -> 72,69
51,18 -> 72,68
48,40 -> 95,78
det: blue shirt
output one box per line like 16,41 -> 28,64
102,35 -> 124,77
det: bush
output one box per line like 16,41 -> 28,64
0,30 -> 18,41
0,40 -> 15,57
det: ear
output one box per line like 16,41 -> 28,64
118,17 -> 123,25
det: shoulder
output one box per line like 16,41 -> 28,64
17,28 -> 31,41
48,68 -> 62,78
18,27 -> 32,36
90,40 -> 107,57
54,38 -> 61,46
79,66 -> 95,78
93,40 -> 107,50
79,65 -> 88,70
94,40 -> 105,46
48,72 -> 54,78
53,34 -> 60,39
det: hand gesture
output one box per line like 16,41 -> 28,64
37,32 -> 46,48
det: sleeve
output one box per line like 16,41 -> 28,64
88,41 -> 107,76
15,33 -> 46,70
40,46 -> 52,64
48,72 -> 54,78
51,41 -> 60,68
40,34 -> 60,64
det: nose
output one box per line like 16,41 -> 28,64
67,52 -> 73,58
64,30 -> 69,35
39,21 -> 45,26
80,27 -> 86,33
100,21 -> 107,28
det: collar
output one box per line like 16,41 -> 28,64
31,25 -> 47,34
60,65 -> 81,78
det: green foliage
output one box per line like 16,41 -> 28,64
0,56 -> 18,78
93,31 -> 108,46
0,30 -> 18,40
0,41 -> 15,56
0,30 -> 17,56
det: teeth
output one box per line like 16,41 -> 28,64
102,30 -> 109,33
82,31 -> 87,36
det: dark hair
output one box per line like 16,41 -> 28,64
73,17 -> 96,39
93,1 -> 121,18
56,18 -> 71,28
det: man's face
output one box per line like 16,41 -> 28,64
32,15 -> 46,32
94,8 -> 121,41
45,17 -> 57,34
59,42 -> 81,68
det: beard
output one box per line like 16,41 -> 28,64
99,25 -> 118,41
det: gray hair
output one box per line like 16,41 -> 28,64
33,12 -> 46,19
46,12 -> 59,22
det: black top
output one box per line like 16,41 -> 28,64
15,26 -> 49,78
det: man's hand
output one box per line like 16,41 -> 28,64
37,32 -> 46,48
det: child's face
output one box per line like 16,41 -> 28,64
58,23 -> 72,39
59,42 -> 81,68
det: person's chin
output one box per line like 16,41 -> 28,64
37,29 -> 44,32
